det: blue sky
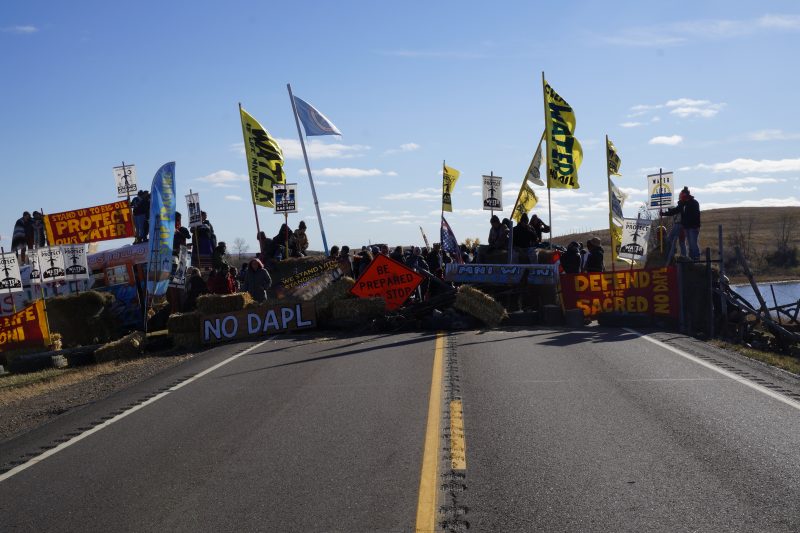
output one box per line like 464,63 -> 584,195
2,1 -> 800,253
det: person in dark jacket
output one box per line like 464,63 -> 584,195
31,211 -> 47,247
584,237 -> 605,272
184,267 -> 207,311
273,224 -> 295,260
528,213 -> 550,245
488,215 -> 509,251
561,241 -> 582,274
172,212 -> 191,256
243,258 -> 272,302
212,241 -> 229,272
12,211 -> 31,262
512,213 -> 539,262
680,187 -> 701,260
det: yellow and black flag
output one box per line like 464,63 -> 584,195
543,78 -> 583,189
607,137 -> 621,176
511,182 -> 538,222
240,105 -> 286,208
442,164 -> 460,212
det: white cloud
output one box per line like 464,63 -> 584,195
319,202 -> 369,213
465,185 -> 481,190
315,180 -> 342,186
224,195 -> 243,201
758,14 -> 800,29
196,170 -> 247,187
696,158 -> 800,173
702,197 -> 800,209
381,187 -> 440,201
746,129 -> 800,141
619,187 -> 647,196
620,121 -> 644,128
231,139 -> 370,160
378,49 -> 488,59
649,135 -> 684,146
384,142 -> 420,154
309,167 -> 397,178
3,25 -> 38,34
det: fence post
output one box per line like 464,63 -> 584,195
706,247 -> 714,338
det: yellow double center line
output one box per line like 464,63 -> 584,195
415,332 -> 467,532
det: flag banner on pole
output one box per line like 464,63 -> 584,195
610,222 -> 622,262
292,96 -> 342,136
524,136 -> 545,186
610,179 -> 627,223
544,79 -> 583,189
511,183 -> 538,223
147,162 -> 177,298
440,216 -> 464,264
240,106 -> 286,208
442,165 -> 460,213
607,137 -> 621,176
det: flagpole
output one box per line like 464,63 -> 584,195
239,103 -> 262,237
287,83 -> 329,256
542,72 -> 553,248
606,134 -> 616,274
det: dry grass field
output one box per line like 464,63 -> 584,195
552,206 -> 800,281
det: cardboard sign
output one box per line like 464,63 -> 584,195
444,263 -> 558,285
62,244 -> 89,280
647,171 -> 673,210
44,201 -> 135,245
560,267 -> 678,319
619,218 -> 652,262
186,192 -> 202,229
350,254 -> 423,310
37,247 -> 66,283
274,183 -> 298,214
201,302 -> 317,344
274,258 -> 346,300
0,300 -> 50,353
0,252 -> 23,293
482,175 -> 503,211
113,163 -> 138,198
169,245 -> 189,288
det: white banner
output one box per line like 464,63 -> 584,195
169,245 -> 189,288
113,163 -> 138,198
186,192 -> 202,228
482,175 -> 503,211
619,218 -> 652,262
274,183 -> 298,214
0,252 -> 23,293
647,171 -> 673,210
37,246 -> 67,283
62,244 -> 89,280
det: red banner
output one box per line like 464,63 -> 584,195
560,267 -> 679,319
44,201 -> 134,245
0,300 -> 51,352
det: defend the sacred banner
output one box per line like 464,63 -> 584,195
0,300 -> 50,353
44,201 -> 134,245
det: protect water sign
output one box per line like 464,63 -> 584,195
482,175 -> 503,211
350,254 -> 423,310
647,171 -> 673,210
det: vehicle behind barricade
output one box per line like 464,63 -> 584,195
87,243 -> 149,328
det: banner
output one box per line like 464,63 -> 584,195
560,267 -> 678,319
186,193 -> 202,228
440,217 -> 464,264
619,218 -> 652,262
544,79 -> 583,189
512,183 -> 538,222
272,257 -> 349,300
607,138 -> 621,176
37,247 -> 66,283
610,179 -> 627,223
442,165 -> 460,213
482,175 -> 502,211
44,201 -> 134,245
445,263 -> 558,285
610,222 -> 622,263
61,244 -> 89,280
147,162 -> 177,298
274,183 -> 298,214
113,163 -> 138,198
647,171 -> 674,210
524,137 -> 545,186
0,252 -> 23,293
169,245 -> 189,288
240,106 -> 286,208
202,302 -> 317,344
0,300 -> 50,353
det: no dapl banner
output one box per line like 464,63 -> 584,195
274,183 -> 298,214
544,79 -> 583,189
61,244 -> 89,280
113,163 -> 138,198
0,300 -> 50,353
482,175 -> 503,211
647,171 -> 674,210
186,193 -> 202,228
619,218 -> 652,262
37,247 -> 66,283
44,201 -> 134,245
240,106 -> 286,208
0,252 -> 23,293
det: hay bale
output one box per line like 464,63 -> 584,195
331,298 -> 385,321
46,290 -> 119,347
454,286 -> 507,327
167,312 -> 203,334
312,277 -> 356,315
93,331 -> 145,363
196,292 -> 253,314
172,332 -> 202,350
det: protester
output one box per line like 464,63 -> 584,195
339,245 -> 353,275
681,187 -> 701,260
229,266 -> 241,292
390,246 -> 404,263
293,221 -> 309,257
355,250 -> 373,277
31,211 -> 47,248
272,223 -> 295,260
405,246 -> 429,272
257,231 -> 274,262
379,244 -> 389,256
207,268 -> 235,295
172,212 -> 191,256
11,211 -> 31,262
212,241 -> 229,272
512,213 -> 539,263
561,241 -> 582,274
529,213 -> 550,245
426,243 -> 442,272
243,258 -> 272,302
661,189 -> 688,261
329,245 -> 340,260
584,237 -> 605,272
488,215 -> 509,251
131,190 -> 150,243
194,212 -> 215,265
184,267 -> 207,311
201,211 -> 217,249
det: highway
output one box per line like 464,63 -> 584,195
1,328 -> 799,532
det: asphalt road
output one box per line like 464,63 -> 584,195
1,328 -> 799,532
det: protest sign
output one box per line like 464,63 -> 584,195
0,300 -> 50,352
444,263 -> 558,285
647,171 -> 673,210
482,175 -> 503,211
273,257 -> 347,300
619,218 -> 652,263
44,201 -> 134,245
274,183 -> 298,214
186,192 -> 202,228
61,244 -> 89,280
560,267 -> 678,319
201,302 -> 316,344
169,245 -> 189,288
0,252 -> 23,293
113,163 -> 138,198
37,247 -> 66,283
350,255 -> 423,310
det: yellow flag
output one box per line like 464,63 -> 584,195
240,106 -> 286,208
543,79 -> 582,189
607,137 -> 621,176
511,183 -> 538,222
610,222 -> 622,262
442,165 -> 460,212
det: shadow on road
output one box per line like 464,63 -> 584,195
537,329 -> 638,347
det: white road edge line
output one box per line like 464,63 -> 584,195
0,337 -> 274,483
626,328 -> 800,412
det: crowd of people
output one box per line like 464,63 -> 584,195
10,211 -> 47,263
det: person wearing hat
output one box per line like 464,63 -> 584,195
294,220 -> 309,257
488,214 -> 509,251
661,186 -> 699,261
212,241 -> 229,273
561,241 -> 582,274
680,187 -> 701,260
11,211 -> 31,263
31,211 -> 47,248
585,237 -> 605,272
